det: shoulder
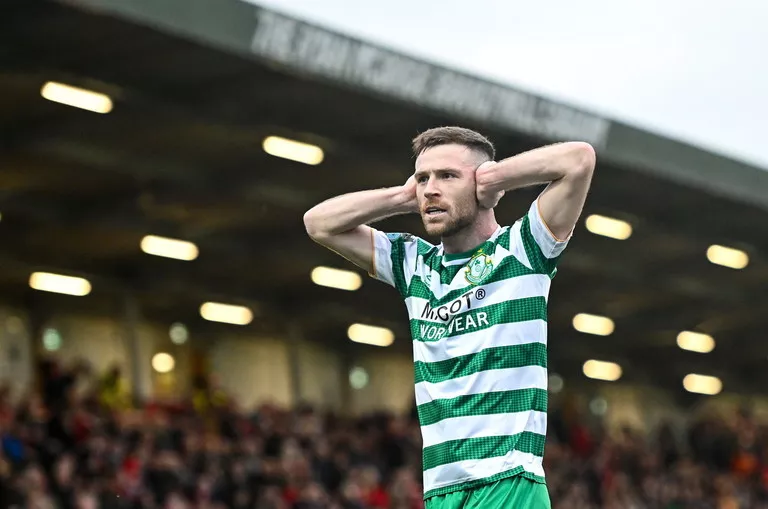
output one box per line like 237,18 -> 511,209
379,231 -> 435,249
383,232 -> 419,244
376,231 -> 438,263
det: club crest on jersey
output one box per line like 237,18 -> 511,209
464,250 -> 493,285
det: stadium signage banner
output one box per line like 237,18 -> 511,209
250,8 -> 611,147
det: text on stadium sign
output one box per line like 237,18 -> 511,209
249,9 -> 611,147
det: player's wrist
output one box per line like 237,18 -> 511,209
393,184 -> 418,215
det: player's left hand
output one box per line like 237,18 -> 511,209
476,161 -> 505,209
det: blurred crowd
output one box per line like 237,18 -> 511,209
2,360 -> 768,509
546,406 -> 768,509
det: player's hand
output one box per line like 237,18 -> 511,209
476,161 -> 505,209
400,175 -> 419,213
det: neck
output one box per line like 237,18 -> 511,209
441,210 -> 499,254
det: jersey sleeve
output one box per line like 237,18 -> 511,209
518,198 -> 570,277
369,229 -> 420,296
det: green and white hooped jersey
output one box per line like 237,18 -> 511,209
370,199 -> 569,500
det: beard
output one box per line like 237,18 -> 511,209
421,195 -> 478,238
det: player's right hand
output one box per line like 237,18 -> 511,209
476,161 -> 505,209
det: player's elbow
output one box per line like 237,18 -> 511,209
568,142 -> 596,179
303,208 -> 326,241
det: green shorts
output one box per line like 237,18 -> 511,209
425,475 -> 551,509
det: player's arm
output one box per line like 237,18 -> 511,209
303,177 -> 417,274
475,142 -> 596,239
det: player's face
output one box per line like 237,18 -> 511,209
414,144 -> 481,238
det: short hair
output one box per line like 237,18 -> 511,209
411,126 -> 495,161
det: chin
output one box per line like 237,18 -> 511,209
420,219 -> 444,237
424,221 -> 463,238
424,225 -> 445,237
422,211 -> 474,238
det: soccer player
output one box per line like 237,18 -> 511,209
303,127 -> 595,508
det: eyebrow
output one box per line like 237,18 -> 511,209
414,167 -> 461,177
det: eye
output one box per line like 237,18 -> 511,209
417,175 -> 429,184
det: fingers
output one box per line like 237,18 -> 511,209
478,190 -> 504,210
475,160 -> 497,173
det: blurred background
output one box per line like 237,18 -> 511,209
2,1 -> 768,508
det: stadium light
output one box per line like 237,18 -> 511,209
548,373 -> 564,393
42,328 -> 62,351
582,360 -> 622,381
199,302 -> 253,325
572,313 -> 614,336
311,266 -> 362,291
140,235 -> 199,261
263,136 -> 324,165
706,244 -> 748,269
29,272 -> 91,296
584,214 -> 632,240
676,331 -> 715,353
349,366 -> 370,389
40,81 -> 113,114
169,323 -> 189,345
683,374 -> 722,395
347,323 -> 394,347
151,353 -> 175,374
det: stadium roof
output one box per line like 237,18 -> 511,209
3,0 -> 768,398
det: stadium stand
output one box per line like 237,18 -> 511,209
2,360 -> 768,508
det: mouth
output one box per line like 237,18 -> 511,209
424,206 -> 447,217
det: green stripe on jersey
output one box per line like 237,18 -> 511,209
495,227 -> 512,251
520,214 -> 560,277
422,263 -> 466,287
423,467 -> 545,500
390,236 -> 408,295
422,431 -> 546,471
414,342 -> 547,385
416,238 -> 435,257
417,388 -> 548,427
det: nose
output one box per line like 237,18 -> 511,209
423,176 -> 440,198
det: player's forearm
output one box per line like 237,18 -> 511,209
475,142 -> 595,195
303,186 -> 414,237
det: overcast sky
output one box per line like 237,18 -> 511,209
245,0 -> 767,169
